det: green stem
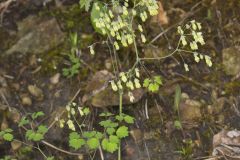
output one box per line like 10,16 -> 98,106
118,91 -> 123,160
119,91 -> 123,115
118,143 -> 121,160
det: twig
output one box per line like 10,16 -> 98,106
99,146 -> 105,160
144,99 -> 149,119
41,140 -> 83,156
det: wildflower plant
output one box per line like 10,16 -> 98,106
177,20 -> 213,71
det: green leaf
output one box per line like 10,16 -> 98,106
115,115 -> 124,122
4,128 -> 13,133
124,115 -> 134,124
106,128 -> 115,135
46,156 -> 54,160
102,138 -> 118,153
154,76 -> 162,85
31,111 -> 45,120
26,130 -> 34,140
69,138 -> 85,150
83,131 -> 96,138
109,135 -> 120,144
116,126 -> 129,138
87,138 -> 99,149
37,125 -> 48,134
33,133 -> 44,141
3,133 -> 13,141
18,116 -> 29,127
91,2 -> 106,35
99,120 -> 111,128
99,112 -> 114,117
174,85 -> 181,112
95,132 -> 103,139
143,78 -> 150,88
69,132 -> 80,139
79,0 -> 93,11
83,108 -> 90,115
148,83 -> 159,92
174,120 -> 182,129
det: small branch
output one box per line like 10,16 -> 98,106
41,140 -> 82,156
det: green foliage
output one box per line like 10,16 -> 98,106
62,53 -> 81,78
31,111 -> 45,120
18,116 -> 30,127
87,137 -> 100,149
0,156 -> 16,160
26,125 -> 48,142
90,2 -> 106,35
101,136 -> 119,153
99,120 -> 118,128
174,120 -> 182,130
62,32 -> 81,78
69,132 -> 85,150
143,76 -> 162,92
46,157 -> 55,160
0,128 -> 14,141
65,109 -> 133,154
79,0 -> 93,11
116,126 -> 128,138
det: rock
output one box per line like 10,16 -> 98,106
7,108 -> 21,123
1,117 -> 8,130
21,95 -> 32,106
222,46 -> 240,76
11,141 -> 22,151
83,70 -> 144,107
212,130 -> 240,157
4,15 -> 65,56
179,99 -> 202,122
50,73 -> 60,84
28,85 -> 44,100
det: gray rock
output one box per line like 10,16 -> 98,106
4,15 -> 65,56
222,46 -> 240,76
28,85 -> 44,100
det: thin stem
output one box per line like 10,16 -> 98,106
118,143 -> 121,160
41,140 -> 83,156
119,91 -> 123,115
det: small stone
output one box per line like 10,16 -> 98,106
179,99 -> 202,122
8,108 -> 21,123
1,117 -> 8,130
28,85 -> 44,100
11,83 -> 20,91
50,73 -> 60,84
181,92 -> 189,99
78,154 -> 84,160
11,141 -> 22,151
21,95 -> 32,106
222,46 -> 240,76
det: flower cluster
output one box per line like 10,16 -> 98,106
110,68 -> 141,102
92,0 -> 159,51
177,20 -> 212,71
178,20 -> 205,50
